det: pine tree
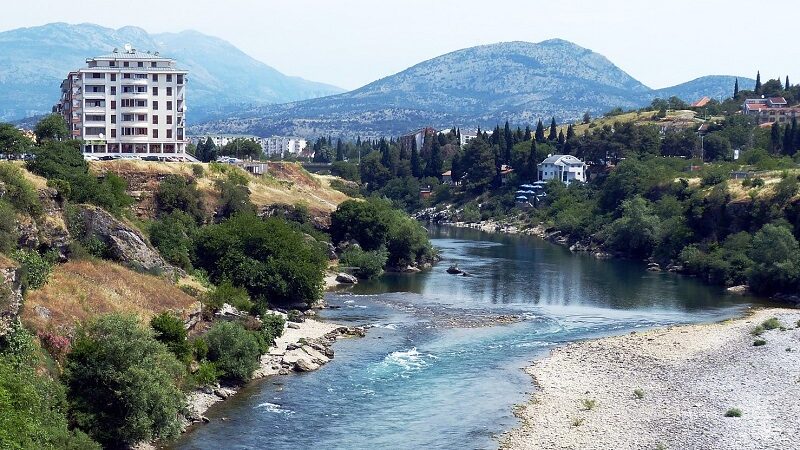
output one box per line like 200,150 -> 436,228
410,139 -> 422,178
786,75 -> 791,91
793,118 -> 800,153
557,129 -> 566,146
770,121 -> 781,153
733,78 -> 739,98
534,119 -> 545,142
426,140 -> 443,179
566,124 -> 576,141
755,71 -> 762,94
548,117 -> 557,141
783,124 -> 793,156
503,121 -> 513,163
524,125 -> 532,141
335,139 -> 345,161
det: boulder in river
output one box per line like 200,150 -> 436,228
336,273 -> 358,284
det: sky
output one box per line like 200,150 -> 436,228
1,0 -> 797,91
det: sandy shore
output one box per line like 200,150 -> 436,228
501,307 -> 800,450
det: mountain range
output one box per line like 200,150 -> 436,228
0,23 -> 344,122
0,23 -> 753,137
193,40 -> 753,138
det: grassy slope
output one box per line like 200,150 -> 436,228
23,259 -> 198,334
559,109 -> 700,136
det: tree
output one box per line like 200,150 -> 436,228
754,70 -> 762,94
748,224 -> 800,295
64,314 -> 185,448
196,137 -> 218,162
599,196 -> 660,258
534,119 -> 545,142
703,134 -> 732,161
410,139 -> 422,178
150,311 -> 191,363
548,117 -> 558,141
220,138 -> 262,159
583,111 -> 592,124
786,75 -> 791,91
34,114 -> 69,142
770,122 -> 782,154
193,214 -> 327,306
733,77 -> 739,98
149,211 -> 197,270
783,123 -> 794,156
204,322 -> 261,382
557,129 -> 566,146
0,124 -> 33,158
425,140 -> 443,179
155,174 -> 204,222
524,125 -> 532,141
526,139 -> 538,181
335,139 -> 345,161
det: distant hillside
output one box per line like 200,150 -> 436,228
0,23 -> 344,123
193,40 -> 749,138
653,75 -> 754,104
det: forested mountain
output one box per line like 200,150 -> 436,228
0,23 -> 344,122
193,40 -> 750,138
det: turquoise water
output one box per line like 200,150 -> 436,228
172,226 -> 762,450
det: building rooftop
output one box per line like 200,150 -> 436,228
91,48 -> 173,61
540,154 -> 585,165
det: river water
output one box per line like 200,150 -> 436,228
172,226 -> 764,450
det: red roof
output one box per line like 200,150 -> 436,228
769,97 -> 787,104
691,96 -> 710,108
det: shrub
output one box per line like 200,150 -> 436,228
150,312 -> 191,363
215,179 -> 255,219
260,314 -> 286,343
0,162 -> 42,216
149,211 -> 197,270
329,179 -> 362,197
753,339 -> 767,346
0,201 -> 17,254
571,417 -> 585,427
191,338 -> 208,361
633,388 -> 645,399
193,361 -> 218,387
203,280 -> 253,313
63,314 -> 185,447
581,399 -> 597,410
339,247 -> 387,279
287,309 -> 303,323
724,408 -> 742,417
154,174 -> 205,223
192,164 -> 205,178
11,249 -> 56,291
203,322 -> 261,382
761,317 -> 781,330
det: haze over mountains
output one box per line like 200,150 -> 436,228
0,23 -> 344,122
0,23 -> 752,137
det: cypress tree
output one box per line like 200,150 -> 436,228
426,140 -> 443,179
335,139 -> 345,161
527,139 -> 538,181
548,117 -> 557,141
755,71 -> 762,94
524,125 -> 532,141
410,139 -> 422,178
783,124 -> 793,156
534,119 -> 545,142
733,78 -> 739,98
770,121 -> 781,153
786,76 -> 791,91
793,118 -> 800,153
566,124 -> 576,141
558,129 -> 566,146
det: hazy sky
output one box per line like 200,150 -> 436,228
2,0 -> 797,90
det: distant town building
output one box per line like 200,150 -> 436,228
54,45 -> 188,157
537,154 -> 586,185
691,96 -> 711,108
190,135 -> 260,149
262,136 -> 307,158
399,127 -> 437,154
742,97 -> 800,124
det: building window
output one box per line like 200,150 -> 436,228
166,74 -> 172,82
153,101 -> 158,110
166,115 -> 173,125
110,86 -> 116,95
166,87 -> 172,96
111,100 -> 117,110
123,73 -> 131,79
151,62 -> 157,68
152,87 -> 158,95
111,74 -> 116,81
152,74 -> 158,82
123,114 -> 133,121
153,129 -> 159,138
136,86 -> 146,93
109,61 -> 116,67
166,101 -> 173,110
123,62 -> 129,67
152,115 -> 158,124
111,115 -> 116,124
91,73 -> 104,79
136,128 -> 147,135
167,129 -> 173,139
137,62 -> 143,68
177,74 -> 184,84
135,100 -> 147,107
111,129 -> 116,138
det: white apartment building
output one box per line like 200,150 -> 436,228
262,136 -> 307,157
537,154 -> 587,185
54,45 -> 188,156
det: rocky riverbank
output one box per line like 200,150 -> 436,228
181,315 -> 365,432
501,307 -> 800,450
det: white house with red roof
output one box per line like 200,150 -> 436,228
743,96 -> 800,124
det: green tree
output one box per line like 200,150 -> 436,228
754,70 -> 762,94
425,140 -> 443,179
410,139 -> 422,178
0,124 -> 33,158
150,211 -> 197,270
747,224 -> 800,295
583,112 -> 591,124
150,311 -> 191,363
599,196 -> 660,258
155,174 -> 205,223
703,134 -> 732,161
220,138 -> 262,159
548,117 -> 557,141
203,322 -> 261,382
770,122 -> 782,154
535,119 -> 545,142
33,114 -> 69,142
733,77 -> 739,98
64,314 -> 185,448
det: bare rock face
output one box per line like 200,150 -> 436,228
0,260 -> 23,337
71,204 -> 181,278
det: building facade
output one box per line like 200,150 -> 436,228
537,154 -> 586,185
742,97 -> 800,125
54,45 -> 188,156
262,136 -> 307,157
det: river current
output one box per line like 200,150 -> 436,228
172,226 -> 763,450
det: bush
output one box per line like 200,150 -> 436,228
215,179 -> 255,219
149,211 -> 197,270
753,339 -> 767,346
0,201 -> 17,254
761,317 -> 782,331
581,399 -> 597,410
203,280 -> 253,313
194,214 -> 327,307
748,224 -> 800,295
724,408 -> 743,417
191,338 -> 208,361
203,322 -> 261,382
633,388 -> 645,399
339,247 -> 387,279
63,314 -> 185,447
150,312 -> 191,363
0,162 -> 41,216
154,175 -> 205,223
11,249 -> 56,291
192,164 -> 205,178
329,179 -> 362,198
193,361 -> 218,387
260,314 -> 285,343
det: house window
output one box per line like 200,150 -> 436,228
123,114 -> 133,121
123,73 -> 131,79
137,62 -> 143,68
123,62 -> 129,67
166,101 -> 172,110
92,73 -> 104,79
111,129 -> 116,138
135,99 -> 147,107
166,74 -> 172,82
151,62 -> 157,68
153,129 -> 159,138
167,129 -> 172,139
111,74 -> 116,81
166,87 -> 172,96
110,86 -> 116,95
152,87 -> 158,95
166,115 -> 172,125
111,101 -> 116,110
109,61 -> 116,67
152,115 -> 158,124
111,115 -> 116,124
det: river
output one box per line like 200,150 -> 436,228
171,226 -> 765,450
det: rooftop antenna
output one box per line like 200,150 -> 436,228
123,43 -> 132,53
112,47 -> 118,53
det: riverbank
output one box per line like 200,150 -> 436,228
501,307 -> 800,450
181,315 -> 365,431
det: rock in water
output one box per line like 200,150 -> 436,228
294,357 -> 320,372
336,273 -> 358,284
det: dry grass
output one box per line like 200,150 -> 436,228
561,110 -> 699,136
23,259 -> 198,334
0,253 -> 16,269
